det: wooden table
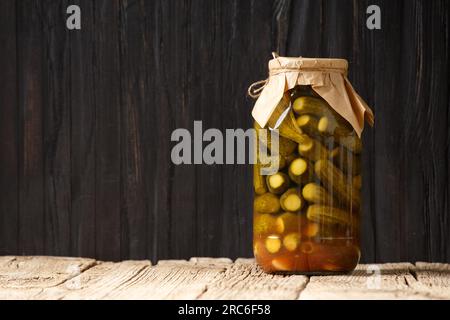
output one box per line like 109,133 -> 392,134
0,256 -> 448,300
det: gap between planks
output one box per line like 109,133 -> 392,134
0,256 -> 449,300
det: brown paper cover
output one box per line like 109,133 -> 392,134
251,56 -> 374,137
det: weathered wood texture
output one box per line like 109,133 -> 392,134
0,0 -> 449,263
0,257 -> 449,300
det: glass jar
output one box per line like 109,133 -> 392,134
253,85 -> 361,274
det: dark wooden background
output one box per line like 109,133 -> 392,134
0,0 -> 449,263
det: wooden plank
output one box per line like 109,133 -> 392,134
93,258 -> 230,300
139,0 -> 172,262
409,262 -> 450,299
117,0 -> 148,260
351,0 -> 377,263
215,0 -> 276,259
69,0 -> 96,258
286,0 -> 323,56
357,0 -> 406,263
40,260 -> 150,300
0,0 -> 18,255
299,263 -> 430,300
42,0 -> 72,256
199,259 -> 309,300
17,0 -> 45,255
42,258 -> 230,300
190,0 -> 227,260
1,258 -> 450,300
163,0 -> 198,260
0,256 -> 95,300
93,0 -> 122,261
402,0 -> 450,262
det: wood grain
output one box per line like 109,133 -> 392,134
0,0 -> 18,255
199,258 -> 309,300
42,0 -> 72,256
1,257 -> 450,300
17,0 -> 46,255
299,263 -> 428,300
0,256 -> 95,300
0,0 -> 449,262
69,0 -> 97,258
93,0 -> 122,261
409,262 -> 450,299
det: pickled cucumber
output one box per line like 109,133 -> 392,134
275,212 -> 300,234
318,117 -> 361,153
298,138 -> 329,161
259,152 -> 286,171
280,188 -> 304,212
329,146 -> 361,176
254,214 -> 277,235
265,235 -> 282,254
314,159 -> 360,209
253,164 -> 268,195
288,158 -> 312,185
283,233 -> 301,251
296,115 -> 320,138
255,122 -> 297,156
338,135 -> 362,154
317,115 -> 353,137
254,193 -> 281,214
302,183 -> 334,205
266,172 -> 290,195
306,204 -> 352,226
267,95 -> 312,146
293,96 -> 334,119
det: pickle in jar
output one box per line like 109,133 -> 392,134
302,183 -> 334,205
288,158 -> 312,185
266,172 -> 290,195
314,159 -> 360,210
298,138 -> 329,162
254,193 -> 281,214
318,117 -> 361,154
255,122 -> 297,157
329,146 -> 361,176
275,212 -> 300,234
283,232 -> 301,251
267,95 -> 312,146
253,213 -> 277,235
296,115 -> 320,138
265,235 -> 282,254
280,188 -> 304,212
306,204 -> 352,226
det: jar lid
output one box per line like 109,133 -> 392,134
250,53 -> 374,137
